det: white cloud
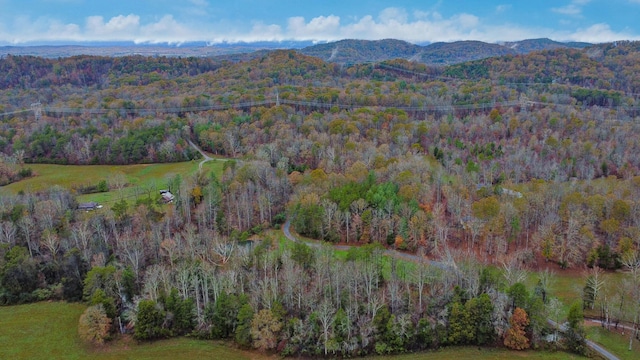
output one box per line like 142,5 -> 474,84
276,9 -> 487,43
559,23 -> 640,42
378,8 -> 408,24
552,4 -> 582,15
248,22 -> 283,42
184,0 -> 209,17
2,16 -> 83,43
287,15 -> 341,40
496,5 -> 511,13
138,15 -> 198,44
552,0 -> 591,16
0,6 -> 639,45
86,14 -> 140,37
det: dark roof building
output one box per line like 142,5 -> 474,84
78,202 -> 99,211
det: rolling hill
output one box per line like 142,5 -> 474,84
300,38 -> 592,65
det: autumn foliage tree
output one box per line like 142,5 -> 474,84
78,304 -> 111,346
504,307 -> 530,350
250,309 -> 283,351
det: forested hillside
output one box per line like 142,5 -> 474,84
1,41 -> 640,356
300,38 -> 589,65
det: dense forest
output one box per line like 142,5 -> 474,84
1,41 -> 640,356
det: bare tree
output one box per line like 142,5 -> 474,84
412,262 -> 433,316
71,220 -> 93,261
584,266 -> 605,310
209,233 -> 236,265
0,221 -> 17,246
501,257 -> 527,287
109,172 -> 128,194
536,267 -> 555,303
547,297 -> 563,344
621,251 -> 640,350
317,299 -> 336,356
18,215 -> 37,257
432,202 -> 448,254
40,229 -> 60,260
117,230 -> 146,280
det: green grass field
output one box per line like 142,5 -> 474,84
545,270 -> 640,359
0,160 -> 224,206
0,302 -> 586,360
0,302 -> 266,360
586,326 -> 640,360
377,347 -> 586,359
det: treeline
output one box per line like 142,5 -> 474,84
17,120 -> 199,165
127,241 -> 587,356
0,54 -> 221,89
445,42 -> 640,95
0,152 -> 32,186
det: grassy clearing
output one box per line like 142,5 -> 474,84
0,160 -> 224,205
374,346 -> 586,359
527,267 -> 627,314
530,268 -> 637,357
586,325 -> 640,360
0,301 -> 87,360
0,302 -> 265,360
274,227 -> 418,280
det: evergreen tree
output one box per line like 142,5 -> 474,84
235,303 -> 254,348
468,293 -> 495,345
448,302 -> 473,345
135,299 -> 166,340
565,301 -> 587,355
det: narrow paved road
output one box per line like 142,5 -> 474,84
586,318 -> 637,333
586,339 -> 620,360
187,139 -> 213,170
547,319 -> 621,360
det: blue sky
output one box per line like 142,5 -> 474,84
0,0 -> 638,45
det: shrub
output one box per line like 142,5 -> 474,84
78,304 -> 111,345
134,299 -> 166,340
97,180 -> 109,192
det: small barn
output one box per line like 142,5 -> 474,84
78,202 -> 99,211
160,190 -> 175,203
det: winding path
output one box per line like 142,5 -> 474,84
586,318 -> 638,333
547,319 -> 621,360
187,139 -> 214,170
587,340 -> 620,360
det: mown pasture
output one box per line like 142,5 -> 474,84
0,160 -> 225,206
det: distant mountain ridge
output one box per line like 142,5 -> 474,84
300,38 -> 591,65
500,38 -> 591,54
299,39 -> 423,64
1,38 -> 592,65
